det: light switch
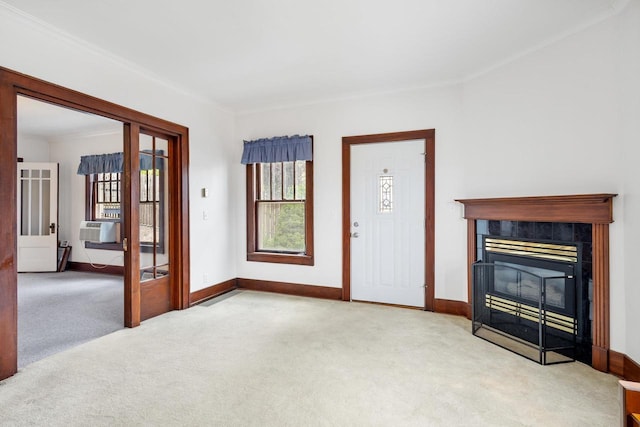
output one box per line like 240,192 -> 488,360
202,188 -> 208,198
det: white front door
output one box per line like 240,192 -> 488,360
350,140 -> 425,307
17,162 -> 59,272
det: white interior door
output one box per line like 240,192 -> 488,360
17,162 -> 59,272
351,140 -> 425,307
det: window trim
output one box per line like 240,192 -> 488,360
246,158 -> 314,265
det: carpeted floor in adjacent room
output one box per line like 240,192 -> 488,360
17,271 -> 123,368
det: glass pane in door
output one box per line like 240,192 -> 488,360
139,135 -> 170,282
20,168 -> 53,236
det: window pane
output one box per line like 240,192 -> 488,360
283,162 -> 294,200
21,179 -> 29,235
140,170 -> 149,202
140,133 -> 154,152
260,164 -> 271,200
42,179 -> 50,236
155,138 -> 169,156
30,178 -> 40,235
294,161 -> 306,200
257,201 -> 305,252
271,163 -> 282,200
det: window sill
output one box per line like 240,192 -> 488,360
84,242 -> 164,254
85,242 -> 123,251
247,252 -> 314,266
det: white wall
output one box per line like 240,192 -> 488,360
17,134 -> 49,162
236,1 -> 640,359
0,5 -> 236,291
618,0 -> 640,365
460,2 -> 625,353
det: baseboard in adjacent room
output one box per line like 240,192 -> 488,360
190,279 -> 238,306
236,278 -> 342,300
66,261 -> 124,276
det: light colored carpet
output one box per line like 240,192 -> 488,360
18,271 -> 123,368
0,291 -> 619,426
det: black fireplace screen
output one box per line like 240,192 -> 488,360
472,236 -> 580,365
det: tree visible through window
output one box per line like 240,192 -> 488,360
257,161 -> 306,252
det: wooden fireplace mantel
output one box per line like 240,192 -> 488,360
455,193 -> 617,224
456,193 -> 617,373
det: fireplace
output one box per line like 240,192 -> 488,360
473,235 -> 586,364
456,194 -> 616,371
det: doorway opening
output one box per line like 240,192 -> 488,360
342,130 -> 435,310
17,96 -> 126,368
0,67 -> 190,380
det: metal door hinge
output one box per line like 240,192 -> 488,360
122,237 -> 128,252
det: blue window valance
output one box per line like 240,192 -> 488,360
240,134 -> 312,165
77,152 -> 158,175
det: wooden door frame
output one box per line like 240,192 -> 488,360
342,129 -> 435,310
0,67 -> 191,380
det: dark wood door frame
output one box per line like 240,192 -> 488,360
0,67 -> 191,380
342,129 -> 435,310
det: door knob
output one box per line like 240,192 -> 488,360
351,232 -> 359,238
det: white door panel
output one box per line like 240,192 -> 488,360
351,140 -> 425,307
17,162 -> 58,272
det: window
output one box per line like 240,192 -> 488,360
246,159 -> 314,265
85,168 -> 164,253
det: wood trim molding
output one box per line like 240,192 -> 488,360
0,80 -> 17,380
66,261 -> 124,276
237,278 -> 342,300
190,279 -> 238,306
434,299 -> 471,318
342,129 -> 435,310
610,350 -> 640,382
626,354 -> 640,383
457,193 -> 616,372
455,194 -> 616,224
610,350 -> 625,378
592,224 -> 611,372
466,219 -> 476,319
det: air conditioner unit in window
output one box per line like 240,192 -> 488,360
79,221 -> 117,243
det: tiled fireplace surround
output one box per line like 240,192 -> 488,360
456,194 -> 616,372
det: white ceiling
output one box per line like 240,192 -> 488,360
4,0 -> 626,113
17,96 -> 121,139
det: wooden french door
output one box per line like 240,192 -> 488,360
123,126 -> 176,327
